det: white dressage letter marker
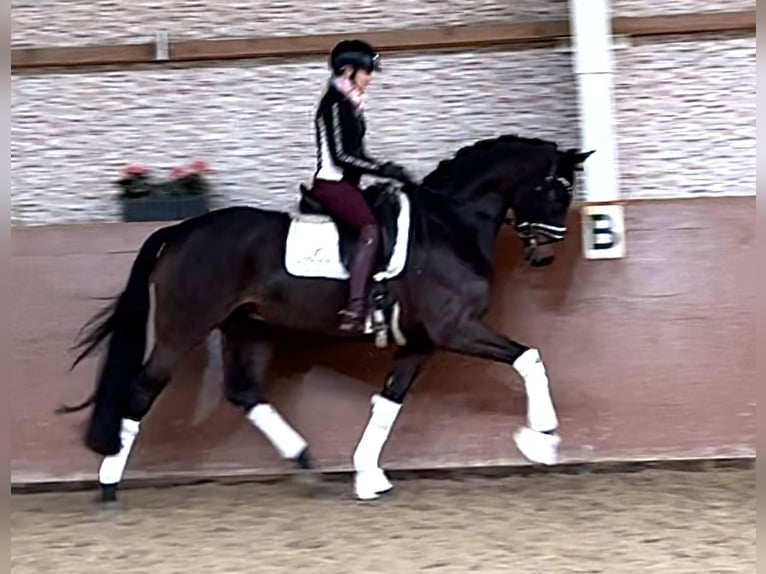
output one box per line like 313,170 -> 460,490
581,204 -> 626,259
513,349 -> 559,432
99,418 -> 141,485
247,404 -> 308,460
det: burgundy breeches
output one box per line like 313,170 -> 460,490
311,178 -> 378,231
311,178 -> 380,306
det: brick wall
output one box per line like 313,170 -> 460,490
10,0 -> 568,48
611,0 -> 753,17
11,1 -> 755,225
614,33 -> 755,199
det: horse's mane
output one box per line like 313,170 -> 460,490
421,134 -> 556,190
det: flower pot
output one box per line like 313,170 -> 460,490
120,195 -> 210,222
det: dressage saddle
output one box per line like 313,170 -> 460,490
297,182 -> 401,274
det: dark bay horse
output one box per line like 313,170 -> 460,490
62,134 -> 593,501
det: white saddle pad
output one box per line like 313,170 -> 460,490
285,192 -> 411,280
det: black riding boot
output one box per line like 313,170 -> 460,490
339,225 -> 380,333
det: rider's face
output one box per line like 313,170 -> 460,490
353,69 -> 372,92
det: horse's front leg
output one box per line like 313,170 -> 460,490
431,319 -> 561,465
352,334 -> 434,501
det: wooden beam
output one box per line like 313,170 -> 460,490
170,21 -> 571,63
612,10 -> 756,37
10,21 -> 571,70
11,9 -> 755,71
11,43 -> 155,69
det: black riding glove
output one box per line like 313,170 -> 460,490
378,161 -> 412,183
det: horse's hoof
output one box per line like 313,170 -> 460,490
291,448 -> 321,487
100,483 -> 118,503
354,469 -> 394,501
294,448 -> 316,471
513,426 -> 561,466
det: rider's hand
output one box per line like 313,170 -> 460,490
378,161 -> 413,183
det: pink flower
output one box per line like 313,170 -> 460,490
170,166 -> 189,180
188,160 -> 210,175
123,164 -> 150,177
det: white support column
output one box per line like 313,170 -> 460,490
569,0 -> 626,259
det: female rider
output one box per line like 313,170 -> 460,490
311,39 -> 411,332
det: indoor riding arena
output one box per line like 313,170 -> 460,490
11,1 -> 755,572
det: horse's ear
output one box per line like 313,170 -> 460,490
567,149 -> 595,165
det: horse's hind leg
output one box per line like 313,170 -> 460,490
97,342 -> 183,502
220,320 -> 315,471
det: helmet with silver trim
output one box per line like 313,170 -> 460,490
330,39 -> 381,75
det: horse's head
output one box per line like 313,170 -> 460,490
417,135 -> 595,268
510,147 -> 594,267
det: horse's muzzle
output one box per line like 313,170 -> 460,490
523,241 -> 557,267
513,221 -> 566,267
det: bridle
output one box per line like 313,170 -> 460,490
511,156 -> 574,246
400,155 -> 574,245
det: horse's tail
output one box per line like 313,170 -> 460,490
59,224 -> 179,456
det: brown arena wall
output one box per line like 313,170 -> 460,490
10,196 -> 755,486
10,0 -> 757,485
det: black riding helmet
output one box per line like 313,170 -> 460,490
330,39 -> 381,75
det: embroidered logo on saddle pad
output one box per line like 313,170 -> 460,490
285,192 -> 411,280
